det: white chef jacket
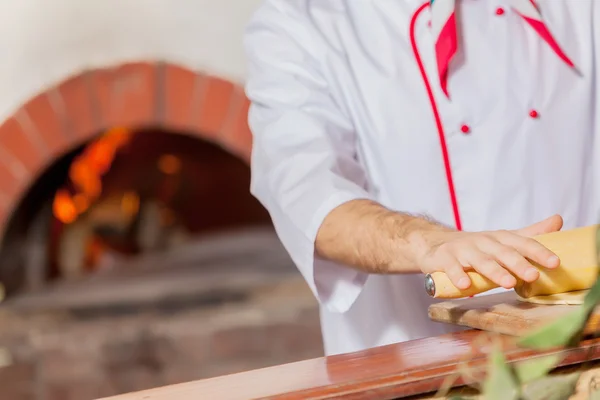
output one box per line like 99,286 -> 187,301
244,0 -> 600,356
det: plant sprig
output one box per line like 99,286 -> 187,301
441,226 -> 600,399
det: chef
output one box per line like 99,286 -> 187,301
243,0 -> 600,356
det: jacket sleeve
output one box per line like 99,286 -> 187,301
244,1 -> 374,313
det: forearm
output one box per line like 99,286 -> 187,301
315,199 -> 452,274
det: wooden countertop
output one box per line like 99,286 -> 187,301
100,329 -> 600,400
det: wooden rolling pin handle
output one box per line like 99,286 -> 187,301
425,271 -> 500,299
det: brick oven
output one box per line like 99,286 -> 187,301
0,67 -> 267,295
0,2 -> 322,399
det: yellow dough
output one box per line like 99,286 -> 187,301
429,224 -> 600,300
516,290 -> 588,305
515,225 -> 599,298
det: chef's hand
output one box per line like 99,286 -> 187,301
417,215 -> 563,290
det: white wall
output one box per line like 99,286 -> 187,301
0,0 -> 263,123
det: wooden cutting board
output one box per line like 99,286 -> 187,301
428,291 -> 600,337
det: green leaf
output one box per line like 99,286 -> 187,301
518,306 -> 588,350
521,372 -> 579,400
514,354 -> 563,384
481,348 -> 519,400
519,226 -> 600,350
519,274 -> 600,350
582,272 -> 600,314
435,372 -> 461,398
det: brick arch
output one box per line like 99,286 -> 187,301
0,62 -> 253,241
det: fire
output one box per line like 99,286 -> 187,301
53,127 -> 132,224
72,193 -> 89,214
53,189 -> 77,224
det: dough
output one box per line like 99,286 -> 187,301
430,225 -> 600,300
514,225 -> 598,298
516,290 -> 588,305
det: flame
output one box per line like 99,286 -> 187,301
53,127 -> 132,224
53,190 -> 77,224
72,193 -> 89,214
69,161 -> 101,199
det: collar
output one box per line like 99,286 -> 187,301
429,0 -> 576,97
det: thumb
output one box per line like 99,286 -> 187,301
514,214 -> 563,237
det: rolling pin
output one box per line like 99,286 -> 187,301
424,224 -> 600,299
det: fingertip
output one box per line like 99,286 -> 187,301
523,267 -> 539,282
551,214 -> 564,230
546,255 -> 560,268
457,276 -> 471,289
500,275 -> 517,289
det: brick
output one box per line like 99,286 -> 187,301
0,266 -> 323,398
103,333 -> 171,370
0,204 -> 8,238
22,92 -> 69,160
0,363 -> 37,400
165,334 -> 210,366
91,62 -> 157,129
103,368 -> 161,396
57,73 -> 98,145
101,333 -> 172,394
267,322 -> 324,358
0,336 -> 35,363
39,349 -> 96,383
223,95 -> 252,163
298,307 -> 322,326
163,65 -> 198,130
0,159 -> 21,213
0,117 -> 43,176
44,377 -> 114,400
161,365 -> 206,386
192,76 -> 235,140
209,325 -> 269,362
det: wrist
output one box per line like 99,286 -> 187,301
385,214 -> 452,273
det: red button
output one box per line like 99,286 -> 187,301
427,20 -> 432,27
529,109 -> 539,118
495,7 -> 505,16
460,124 -> 470,134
